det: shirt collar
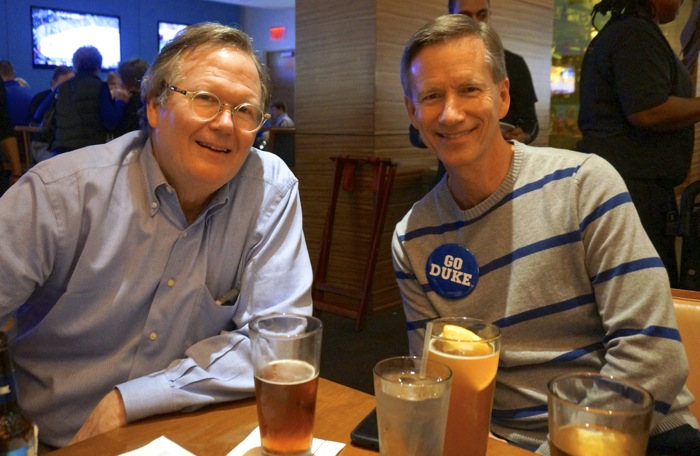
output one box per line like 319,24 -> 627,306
140,138 -> 170,217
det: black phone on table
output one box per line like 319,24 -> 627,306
350,407 -> 379,451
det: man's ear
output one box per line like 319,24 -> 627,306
404,95 -> 418,128
498,78 -> 511,120
146,99 -> 161,129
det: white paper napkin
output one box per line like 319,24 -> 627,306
226,427 -> 346,456
118,435 -> 196,456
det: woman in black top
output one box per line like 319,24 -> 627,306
578,0 -> 697,288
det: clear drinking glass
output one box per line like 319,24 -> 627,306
548,372 -> 654,456
373,356 -> 452,456
250,313 -> 323,456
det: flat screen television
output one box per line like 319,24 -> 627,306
31,6 -> 122,71
158,21 -> 188,51
550,65 -> 576,95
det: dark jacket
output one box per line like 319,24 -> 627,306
53,73 -> 107,153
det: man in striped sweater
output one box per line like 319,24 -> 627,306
392,14 -> 699,454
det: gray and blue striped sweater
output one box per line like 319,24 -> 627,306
392,142 -> 697,451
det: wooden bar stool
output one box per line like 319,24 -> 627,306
14,125 -> 42,171
312,156 -> 397,331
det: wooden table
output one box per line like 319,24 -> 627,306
49,378 -> 534,455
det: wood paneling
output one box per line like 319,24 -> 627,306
295,0 -> 554,316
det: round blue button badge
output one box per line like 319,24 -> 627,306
425,244 -> 479,299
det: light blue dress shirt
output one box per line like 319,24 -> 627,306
0,131 -> 313,447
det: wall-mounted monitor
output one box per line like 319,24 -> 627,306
31,6 -> 122,71
158,21 -> 188,51
550,65 -> 576,95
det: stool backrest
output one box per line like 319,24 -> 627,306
672,288 -> 700,419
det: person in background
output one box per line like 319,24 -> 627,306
269,100 -> 295,127
114,58 -> 149,137
28,66 -> 75,163
0,60 -> 35,126
45,46 -> 129,154
393,14 -> 699,454
261,100 -> 294,145
106,70 -> 122,98
0,22 -> 311,450
0,81 -> 22,193
577,0 -> 698,288
29,66 -> 75,121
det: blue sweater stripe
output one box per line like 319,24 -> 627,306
512,166 -> 579,199
480,231 -> 581,275
580,192 -> 633,232
544,342 -> 606,363
407,294 -> 593,331
401,231 -> 590,296
395,270 -> 415,280
656,401 -> 672,414
406,318 -> 432,331
591,257 -> 665,284
492,405 -> 548,420
398,166 -> 580,243
494,294 -> 595,328
527,326 -> 680,366
605,326 -> 682,343
492,402 -> 670,420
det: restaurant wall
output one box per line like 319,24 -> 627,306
0,0 -> 242,91
242,7 -> 295,53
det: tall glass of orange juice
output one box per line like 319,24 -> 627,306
426,317 -> 501,456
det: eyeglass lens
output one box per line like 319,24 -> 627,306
190,92 -> 264,131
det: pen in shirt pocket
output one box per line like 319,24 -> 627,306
215,287 -> 240,306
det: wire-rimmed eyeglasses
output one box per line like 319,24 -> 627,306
167,84 -> 270,132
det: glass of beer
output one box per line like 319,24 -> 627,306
548,372 -> 654,455
373,356 -> 452,456
426,317 -> 501,456
250,313 -> 323,456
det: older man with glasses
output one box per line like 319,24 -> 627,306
0,23 -> 313,451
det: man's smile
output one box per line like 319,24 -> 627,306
196,140 -> 231,153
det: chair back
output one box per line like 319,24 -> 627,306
672,288 -> 700,418
267,127 -> 295,168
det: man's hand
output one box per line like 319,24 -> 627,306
501,126 -> 530,143
110,88 -> 130,102
69,389 -> 127,445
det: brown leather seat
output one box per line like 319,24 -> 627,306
672,289 -> 700,419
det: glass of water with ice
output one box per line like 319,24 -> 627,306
373,356 -> 452,456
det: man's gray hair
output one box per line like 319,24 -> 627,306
400,14 -> 506,98
140,22 -> 271,131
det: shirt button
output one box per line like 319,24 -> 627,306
149,332 -> 158,341
151,202 -> 158,209
167,279 -> 175,287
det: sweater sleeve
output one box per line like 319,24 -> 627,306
576,154 -> 689,428
392,226 -> 434,356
